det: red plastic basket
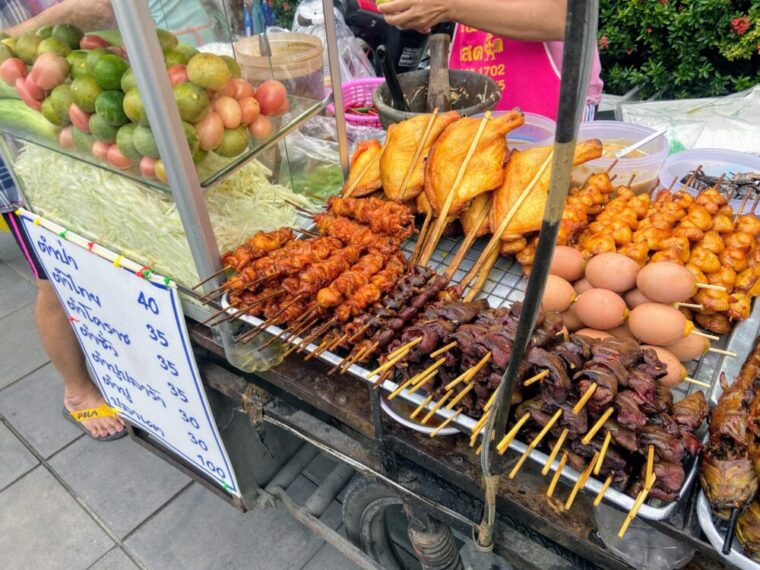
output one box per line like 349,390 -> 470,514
327,78 -> 385,129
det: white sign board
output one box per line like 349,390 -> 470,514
19,211 -> 239,496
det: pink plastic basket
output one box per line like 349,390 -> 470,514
327,78 -> 385,129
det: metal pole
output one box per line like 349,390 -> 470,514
321,0 -> 349,179
111,1 -> 224,295
476,0 -> 599,549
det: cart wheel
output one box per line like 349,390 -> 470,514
341,476 -> 422,570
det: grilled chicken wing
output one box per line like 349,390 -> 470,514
343,140 -> 383,197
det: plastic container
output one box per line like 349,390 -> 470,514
235,33 -> 324,100
572,121 -> 669,194
658,148 -> 760,215
595,503 -> 696,570
474,111 -> 556,150
327,78 -> 384,129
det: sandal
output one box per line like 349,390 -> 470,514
62,404 -> 128,441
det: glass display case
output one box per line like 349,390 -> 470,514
0,0 -> 348,371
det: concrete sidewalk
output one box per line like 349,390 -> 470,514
0,230 -> 359,570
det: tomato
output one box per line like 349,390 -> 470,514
238,96 -> 259,125
139,156 -> 157,178
217,78 -> 237,98
0,58 -> 26,87
23,75 -> 45,100
167,64 -> 188,87
106,145 -> 134,169
271,98 -> 289,116
194,111 -> 224,151
68,103 -> 91,132
249,114 -> 272,139
254,79 -> 287,116
59,126 -> 74,148
91,140 -> 110,160
213,96 -> 241,129
232,78 -> 255,100
80,35 -> 109,50
15,78 -> 41,111
29,52 -> 69,91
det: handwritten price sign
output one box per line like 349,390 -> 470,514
20,212 -> 239,496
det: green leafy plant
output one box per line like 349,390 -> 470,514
599,0 -> 760,99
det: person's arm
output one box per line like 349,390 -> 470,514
5,0 -> 114,36
377,0 -> 567,40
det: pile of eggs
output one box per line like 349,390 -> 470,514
543,249 -> 716,388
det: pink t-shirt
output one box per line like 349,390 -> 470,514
449,26 -> 603,119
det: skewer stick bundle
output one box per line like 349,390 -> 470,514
508,409 -> 563,478
582,407 -> 613,444
411,210 -> 434,266
444,352 -> 492,391
444,200 -> 491,281
386,336 -> 424,361
410,393 -> 435,419
446,382 -> 475,410
459,150 -> 554,290
369,349 -> 413,378
469,412 -> 491,446
193,266 -> 230,289
407,370 -> 438,395
565,452 -> 600,510
463,248 -> 499,302
419,112 -> 493,266
542,428 -> 569,476
388,377 -> 416,400
430,410 -> 462,437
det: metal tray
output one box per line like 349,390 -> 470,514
219,232 -> 747,521
695,299 -> 760,566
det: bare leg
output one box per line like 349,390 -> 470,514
35,280 -> 125,438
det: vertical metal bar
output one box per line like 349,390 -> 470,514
111,1 -> 224,294
321,0 -> 349,179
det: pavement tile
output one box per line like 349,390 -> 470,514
0,265 -> 36,319
9,255 -> 35,284
91,548 -> 139,570
0,303 -> 48,390
126,484 -> 327,570
0,466 -> 113,569
304,543 -> 361,570
0,364 -> 80,457
0,421 -> 37,490
0,231 -> 21,262
303,453 -> 338,487
49,435 -> 190,538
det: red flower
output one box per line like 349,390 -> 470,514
732,17 -> 750,35
599,35 -> 609,49
626,48 -> 634,55
646,27 -> 653,34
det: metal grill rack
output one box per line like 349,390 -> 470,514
220,227 -> 741,521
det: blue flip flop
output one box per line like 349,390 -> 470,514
62,406 -> 128,441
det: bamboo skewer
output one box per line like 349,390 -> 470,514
193,266 -> 230,289
421,391 -> 454,424
646,445 -> 655,485
388,377 -> 416,400
407,370 -> 438,395
385,336 -> 423,360
675,302 -> 702,310
405,357 -> 447,390
594,431 -> 612,476
736,189 -> 752,220
709,347 -> 737,357
444,200 -> 491,281
411,209 -> 434,266
522,370 -> 549,387
594,476 -> 613,507
444,352 -> 492,391
565,452 -> 600,510
459,151 -> 554,290
685,377 -> 711,388
496,412 -> 531,453
582,408 -> 613,445
372,369 -> 393,390
618,473 -> 656,538
398,109 -> 440,201
430,410 -> 462,437
410,393 -> 435,419
343,147 -> 384,199
446,383 -> 475,410
572,383 -> 597,414
508,409 -> 563,477
692,330 -> 720,340
463,247 -> 499,302
369,348 -> 414,377
542,428 -> 569,476
547,453 -> 568,498
419,112 -> 493,266
469,412 -> 491,447
695,283 -> 727,292
430,341 -> 457,358
483,390 -> 499,413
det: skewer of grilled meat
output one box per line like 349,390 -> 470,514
326,196 -> 416,238
221,228 -> 295,271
